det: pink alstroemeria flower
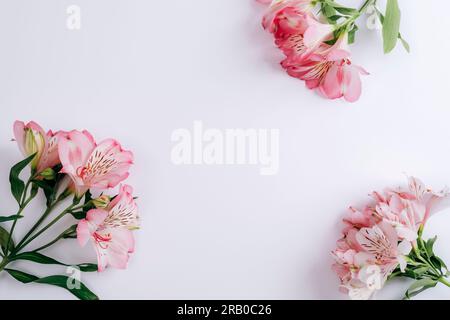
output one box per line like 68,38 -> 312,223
58,130 -> 133,197
318,59 -> 369,103
332,177 -> 450,300
77,185 -> 139,271
263,0 -> 334,58
262,0 -> 313,41
259,1 -> 368,102
374,177 -> 449,241
13,120 -> 65,173
356,222 -> 412,276
280,33 -> 368,102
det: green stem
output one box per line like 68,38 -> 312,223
15,204 -> 76,253
358,0 -> 375,14
333,0 -> 375,35
31,238 -> 61,253
4,178 -> 35,256
0,257 -> 9,273
438,277 -> 450,288
32,226 -> 75,252
69,201 -> 92,212
13,203 -> 58,254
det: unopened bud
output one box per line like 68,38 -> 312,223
92,195 -> 111,209
40,168 -> 56,180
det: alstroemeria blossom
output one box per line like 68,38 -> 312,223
373,177 -> 449,241
279,33 -> 368,102
262,0 -> 313,40
58,130 -> 133,197
77,185 -> 139,271
333,177 -> 450,300
318,59 -> 369,102
264,0 -> 333,59
13,120 -> 64,173
260,0 -> 367,102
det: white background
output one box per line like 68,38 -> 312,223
0,0 -> 450,300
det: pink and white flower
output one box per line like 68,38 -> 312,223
77,185 -> 139,271
374,177 -> 449,241
259,0 -> 368,102
58,130 -> 133,197
280,33 -> 368,102
13,120 -> 65,173
318,58 -> 369,102
332,177 -> 449,300
262,0 -> 314,41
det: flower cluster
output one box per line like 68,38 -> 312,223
0,121 -> 139,300
333,177 -> 450,299
258,0 -> 408,102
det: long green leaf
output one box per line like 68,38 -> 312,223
5,268 -> 99,300
382,0 -> 401,53
405,278 -> 437,299
377,9 -> 409,53
11,252 -> 98,272
0,215 -> 23,223
426,236 -> 437,256
0,225 -> 14,254
9,153 -> 36,204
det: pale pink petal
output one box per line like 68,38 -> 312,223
320,64 -> 343,100
342,64 -> 362,103
86,209 -> 109,226
303,16 -> 333,49
76,220 -> 92,247
94,242 -> 109,272
77,209 -> 108,247
103,184 -> 139,229
83,139 -> 133,189
96,228 -> 134,270
13,121 -> 26,155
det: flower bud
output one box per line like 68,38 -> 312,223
14,121 -> 46,171
40,168 -> 56,180
92,195 -> 111,209
25,128 -> 46,170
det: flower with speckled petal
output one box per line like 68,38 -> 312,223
77,184 -> 139,271
58,130 -> 133,197
13,120 -> 66,173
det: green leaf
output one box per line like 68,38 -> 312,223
402,268 -> 419,280
326,15 -> 343,23
9,153 -> 36,204
430,256 -> 444,271
11,252 -> 98,272
32,178 -> 56,207
377,9 -> 409,53
426,236 -> 437,255
5,268 -> 99,300
70,191 -> 94,220
321,3 -> 336,17
348,25 -> 359,45
325,1 -> 358,16
412,267 -> 429,277
0,225 -> 15,254
382,0 -> 401,53
405,278 -> 437,299
70,211 -> 87,220
333,7 -> 357,16
84,190 -> 93,206
0,215 -> 23,223
399,36 -> 410,53
321,3 -> 340,24
434,256 -> 448,272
